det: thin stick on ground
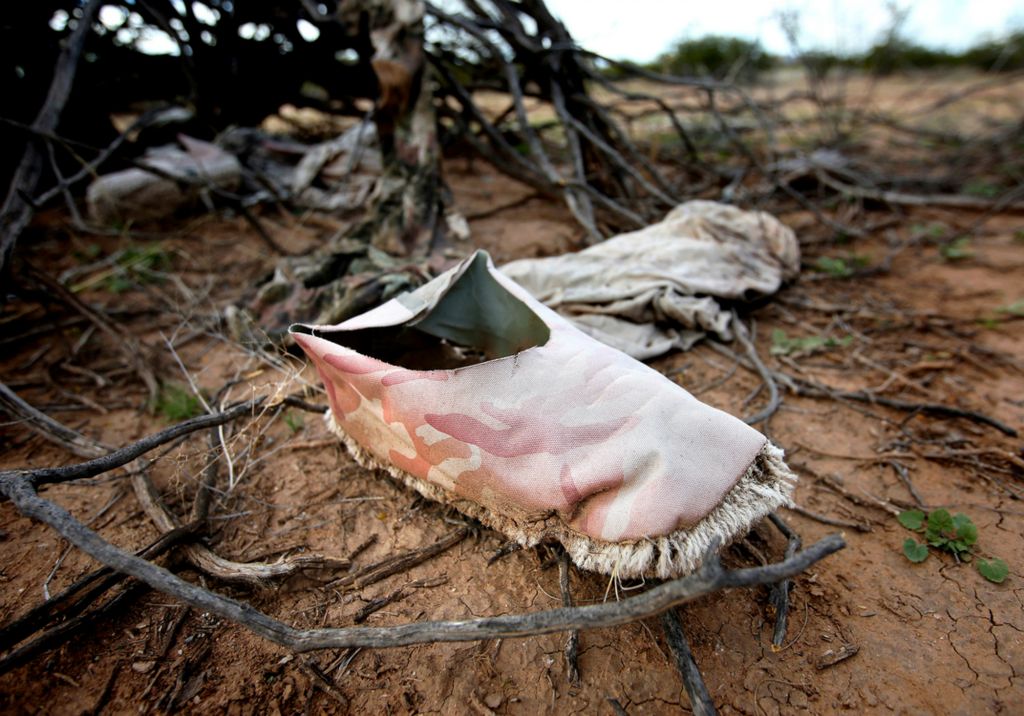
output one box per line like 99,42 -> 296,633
728,315 -> 781,426
328,528 -> 469,591
352,577 -> 448,623
487,540 -> 524,565
661,608 -> 716,716
767,513 -> 801,649
0,382 -> 109,459
558,549 -> 581,685
794,381 -> 1018,438
20,398 -> 264,487
24,264 -> 160,403
708,340 -> 1016,437
888,460 -> 925,507
131,463 -> 351,586
0,522 -> 199,658
786,504 -> 872,532
0,580 -> 150,676
299,656 -> 349,707
607,697 -> 630,716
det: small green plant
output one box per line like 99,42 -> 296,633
976,298 -> 1023,329
102,245 -> 170,293
770,329 -> 853,357
977,558 -> 1010,583
73,243 -> 103,261
963,180 -> 1000,199
998,298 -> 1024,317
153,382 -> 205,421
939,237 -> 974,261
813,254 -> 869,278
911,222 -> 949,241
283,411 -> 304,434
898,509 -> 1009,583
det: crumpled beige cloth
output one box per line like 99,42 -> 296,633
86,136 -> 241,225
501,200 -> 800,359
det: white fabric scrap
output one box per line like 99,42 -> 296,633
86,135 -> 240,225
500,200 -> 800,359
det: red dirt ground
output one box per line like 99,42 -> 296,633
1,156 -> 1022,714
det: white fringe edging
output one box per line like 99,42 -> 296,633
325,412 -> 796,580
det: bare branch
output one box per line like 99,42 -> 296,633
661,608 -> 716,716
0,0 -> 101,277
0,382 -> 109,459
0,471 -> 843,652
13,398 -> 266,487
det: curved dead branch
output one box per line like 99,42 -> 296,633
1,394 -> 352,587
0,470 -> 843,651
0,382 -> 110,460
19,398 -> 266,488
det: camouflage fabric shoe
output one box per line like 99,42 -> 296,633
291,250 -> 794,578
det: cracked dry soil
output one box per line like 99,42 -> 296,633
1,159 -> 1022,714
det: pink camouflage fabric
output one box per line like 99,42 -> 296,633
291,251 -> 795,578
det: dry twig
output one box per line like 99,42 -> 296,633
661,608 -> 716,716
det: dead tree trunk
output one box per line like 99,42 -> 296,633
241,0 -> 460,335
0,0 -> 101,282
242,0 -> 671,335
355,0 -> 450,257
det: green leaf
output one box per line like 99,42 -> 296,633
939,237 -> 974,261
976,558 -> 1009,584
770,329 -> 790,355
770,329 -> 852,357
283,411 -> 304,434
153,383 -> 204,422
964,181 -> 999,199
104,276 -> 134,294
998,299 -> 1024,317
903,539 -> 929,563
948,540 -> 972,555
815,256 -> 853,278
926,509 -> 954,541
898,509 -> 925,531
813,254 -> 871,278
951,513 -> 978,546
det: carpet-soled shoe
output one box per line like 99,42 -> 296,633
291,251 -> 795,578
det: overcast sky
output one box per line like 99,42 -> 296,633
84,1 -> 1024,61
545,0 -> 1024,62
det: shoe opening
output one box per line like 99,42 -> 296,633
294,252 -> 551,370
